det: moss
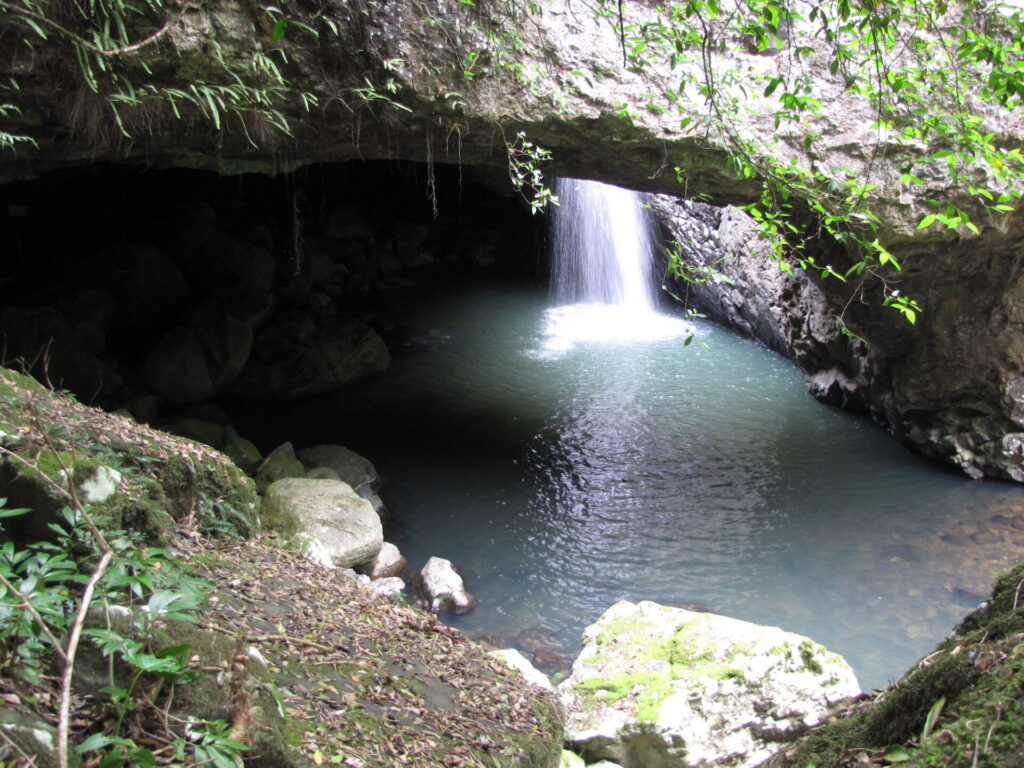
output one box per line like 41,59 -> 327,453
799,641 -> 825,675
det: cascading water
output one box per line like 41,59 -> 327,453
540,178 -> 690,354
551,178 -> 659,310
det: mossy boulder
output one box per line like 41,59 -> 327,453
559,600 -> 860,768
0,366 -> 259,542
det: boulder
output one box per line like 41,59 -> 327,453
261,478 -> 383,570
367,541 -> 407,580
103,242 -> 191,342
235,317 -> 390,400
222,425 -> 262,473
0,306 -> 124,402
254,442 -> 304,493
304,466 -> 341,481
559,600 -> 860,768
414,557 -> 475,615
490,649 -> 554,691
297,443 -> 386,514
367,576 -> 405,599
143,312 -> 252,404
0,704 -> 76,768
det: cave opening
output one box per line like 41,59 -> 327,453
3,161 -> 1023,694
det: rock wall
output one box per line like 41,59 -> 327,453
653,196 -> 1024,481
3,0 -> 1024,479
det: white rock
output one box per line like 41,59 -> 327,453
368,541 -> 407,580
416,557 -> 474,615
297,444 -> 385,513
490,648 -> 554,691
262,478 -> 382,570
368,576 -> 405,599
559,600 -> 860,768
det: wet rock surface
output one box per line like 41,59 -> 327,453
559,600 -> 860,768
261,477 -> 383,570
653,195 -> 1024,481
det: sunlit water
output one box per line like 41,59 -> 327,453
233,273 -> 1024,692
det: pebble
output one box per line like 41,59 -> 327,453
972,530 -> 1001,545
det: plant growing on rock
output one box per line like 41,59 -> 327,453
0,397 -> 248,768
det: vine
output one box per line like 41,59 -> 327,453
593,0 -> 1024,321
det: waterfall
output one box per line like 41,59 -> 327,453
550,178 -> 659,311
537,178 -> 690,356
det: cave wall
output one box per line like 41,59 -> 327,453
3,0 -> 1024,479
0,161 -> 543,417
654,196 -> 1024,482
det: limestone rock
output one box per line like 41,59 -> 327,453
79,465 -> 121,504
255,442 -> 305,493
261,478 -> 383,570
236,317 -> 390,400
165,417 -> 225,448
104,242 -> 191,342
367,541 -> 407,580
0,704 -> 74,768
222,425 -> 262,473
298,443 -> 385,514
305,466 -> 341,481
559,600 -> 860,768
415,557 -> 475,615
368,576 -> 405,599
144,313 -> 252,404
490,649 -> 554,691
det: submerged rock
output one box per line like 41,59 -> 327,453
415,557 -> 475,615
261,478 -> 383,570
559,600 -> 860,768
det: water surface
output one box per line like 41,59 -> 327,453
240,274 -> 1024,691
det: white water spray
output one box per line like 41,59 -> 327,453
538,178 -> 691,355
551,178 -> 659,310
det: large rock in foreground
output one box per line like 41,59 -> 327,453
261,478 -> 382,569
559,601 -> 860,768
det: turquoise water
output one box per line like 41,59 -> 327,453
241,274 -> 1024,691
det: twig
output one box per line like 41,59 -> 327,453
1012,577 -> 1024,610
58,549 -> 113,768
201,623 -> 341,653
0,2 -> 173,57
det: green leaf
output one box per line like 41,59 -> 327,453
921,696 -> 945,741
885,745 -> 913,762
917,214 -> 938,229
271,19 -> 288,41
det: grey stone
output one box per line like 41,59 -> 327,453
415,557 -> 474,615
255,442 -> 305,493
559,600 -> 860,768
144,312 -> 252,404
490,649 -> 554,691
261,478 -> 383,570
367,541 -> 407,580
